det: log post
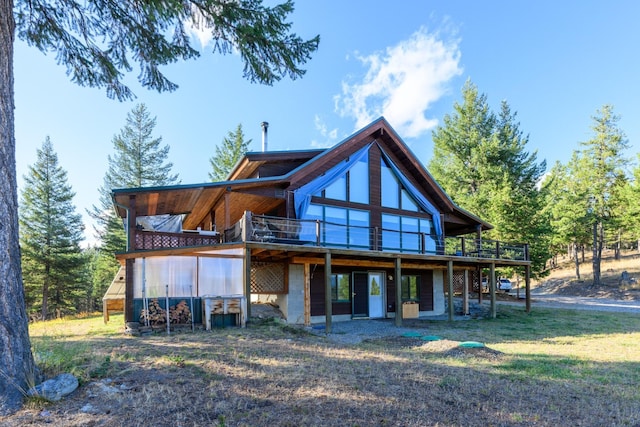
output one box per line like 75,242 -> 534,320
490,262 -> 496,319
447,260 -> 454,322
304,263 -> 311,326
324,251 -> 332,333
525,265 -> 531,313
395,257 -> 402,327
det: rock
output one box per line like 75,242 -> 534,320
28,373 -> 78,402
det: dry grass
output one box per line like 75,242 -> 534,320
1,305 -> 639,427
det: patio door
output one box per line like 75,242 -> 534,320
352,272 -> 385,319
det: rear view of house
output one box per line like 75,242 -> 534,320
110,117 -> 532,331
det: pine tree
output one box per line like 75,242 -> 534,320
579,105 -> 629,285
429,81 -> 548,276
1,0 -> 318,414
88,104 -> 179,301
19,137 -> 85,320
209,124 -> 252,182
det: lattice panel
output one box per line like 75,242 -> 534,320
251,262 -> 287,294
452,270 -> 465,294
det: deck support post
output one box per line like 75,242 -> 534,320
304,263 -> 311,326
447,260 -> 454,322
244,247 -> 252,320
525,265 -> 531,313
324,251 -> 332,334
463,269 -> 469,315
490,262 -> 496,319
395,257 -> 402,327
125,258 -> 134,323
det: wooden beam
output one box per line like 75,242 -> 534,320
304,263 -> 311,326
395,257 -> 402,327
128,195 -> 137,252
325,251 -> 332,333
447,260 -> 454,322
290,256 -> 457,270
490,262 -> 496,319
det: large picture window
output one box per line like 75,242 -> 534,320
301,204 -> 370,249
382,214 -> 434,253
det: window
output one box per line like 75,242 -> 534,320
331,274 -> 350,302
314,151 -> 369,204
324,174 -> 346,201
381,160 -> 399,208
382,214 -> 433,253
401,275 -> 420,301
349,154 -> 369,204
302,204 -> 370,249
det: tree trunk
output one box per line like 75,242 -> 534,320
592,222 -> 602,286
614,230 -> 621,260
574,242 -> 580,280
0,0 -> 37,414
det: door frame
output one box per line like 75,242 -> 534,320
351,271 -> 386,319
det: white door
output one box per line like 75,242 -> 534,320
368,272 -> 385,318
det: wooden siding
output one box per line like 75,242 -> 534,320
309,266 -> 433,316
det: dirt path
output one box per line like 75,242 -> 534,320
528,293 -> 640,313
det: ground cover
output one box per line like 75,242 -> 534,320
1,305 -> 639,427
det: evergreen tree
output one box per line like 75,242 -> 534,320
620,154 -> 640,250
19,137 -> 85,320
209,124 -> 252,182
429,81 -> 548,276
544,158 -> 591,278
1,0 -> 318,413
579,105 -> 629,285
88,104 -> 179,301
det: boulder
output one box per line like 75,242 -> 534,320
28,373 -> 78,402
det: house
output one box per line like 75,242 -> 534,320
111,117 -> 532,331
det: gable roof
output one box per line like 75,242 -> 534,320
111,117 -> 491,234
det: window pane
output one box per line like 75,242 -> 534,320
348,209 -> 370,248
382,214 -> 400,251
381,160 -> 399,208
401,275 -> 420,301
331,274 -> 350,302
300,204 -> 322,242
349,154 -> 369,204
420,219 -> 436,254
401,217 -> 420,252
324,174 -> 347,201
324,206 -> 347,246
401,189 -> 419,212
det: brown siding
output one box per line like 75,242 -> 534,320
309,266 -> 434,316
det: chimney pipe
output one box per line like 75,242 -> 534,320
261,121 -> 269,152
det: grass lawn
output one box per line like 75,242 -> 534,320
2,307 -> 640,426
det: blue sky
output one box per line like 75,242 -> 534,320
14,0 -> 640,245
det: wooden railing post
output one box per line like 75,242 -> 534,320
315,220 -> 321,246
496,241 -> 500,259
460,236 -> 466,256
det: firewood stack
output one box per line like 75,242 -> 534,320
210,298 -> 241,314
169,300 -> 192,324
140,299 -> 192,325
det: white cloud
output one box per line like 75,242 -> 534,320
335,26 -> 463,138
310,115 -> 339,148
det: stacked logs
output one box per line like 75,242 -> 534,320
140,299 -> 192,325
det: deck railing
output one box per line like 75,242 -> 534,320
133,213 -> 529,262
236,214 -> 529,261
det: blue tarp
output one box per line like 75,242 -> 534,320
293,143 -> 372,219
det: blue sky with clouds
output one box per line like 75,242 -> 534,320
13,0 -> 640,244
